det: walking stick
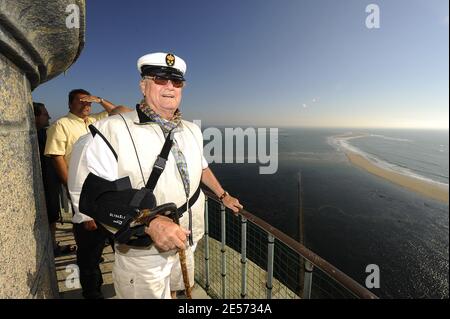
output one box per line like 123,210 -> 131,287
173,209 -> 192,299
178,247 -> 192,299
134,203 -> 192,298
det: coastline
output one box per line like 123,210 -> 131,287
345,150 -> 449,204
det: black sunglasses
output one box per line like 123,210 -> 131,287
147,75 -> 185,88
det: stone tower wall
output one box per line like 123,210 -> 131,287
0,0 -> 85,298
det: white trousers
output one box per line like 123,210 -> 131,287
113,251 -> 177,299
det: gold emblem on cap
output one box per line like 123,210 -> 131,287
166,53 -> 175,67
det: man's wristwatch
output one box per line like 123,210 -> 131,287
219,191 -> 229,202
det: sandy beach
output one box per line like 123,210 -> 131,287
345,150 -> 449,204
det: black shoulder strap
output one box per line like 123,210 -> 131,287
108,113 -> 175,193
118,114 -> 146,185
88,125 -> 118,160
145,129 -> 174,191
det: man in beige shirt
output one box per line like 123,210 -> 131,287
45,88 -> 118,299
45,89 -> 117,181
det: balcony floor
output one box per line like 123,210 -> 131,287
54,220 -> 209,299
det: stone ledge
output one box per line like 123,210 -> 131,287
0,0 -> 85,88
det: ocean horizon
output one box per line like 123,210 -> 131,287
206,127 -> 449,298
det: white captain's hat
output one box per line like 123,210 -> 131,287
137,52 -> 187,80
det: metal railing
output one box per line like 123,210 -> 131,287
194,189 -> 378,299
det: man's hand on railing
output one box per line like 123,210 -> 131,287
145,215 -> 190,251
222,194 -> 243,215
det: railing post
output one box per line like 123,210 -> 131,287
204,197 -> 210,292
266,234 -> 275,299
240,216 -> 247,298
199,189 -> 378,299
303,260 -> 314,299
221,203 -> 227,299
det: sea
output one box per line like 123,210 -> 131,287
206,128 -> 449,299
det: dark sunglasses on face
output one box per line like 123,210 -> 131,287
148,75 -> 185,88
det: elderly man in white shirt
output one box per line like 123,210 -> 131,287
68,52 -> 242,299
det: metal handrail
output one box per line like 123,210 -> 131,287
201,188 -> 378,299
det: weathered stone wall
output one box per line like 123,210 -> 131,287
0,0 -> 85,298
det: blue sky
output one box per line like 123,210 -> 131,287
32,0 -> 449,129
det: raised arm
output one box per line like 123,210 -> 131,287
79,95 -> 118,114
